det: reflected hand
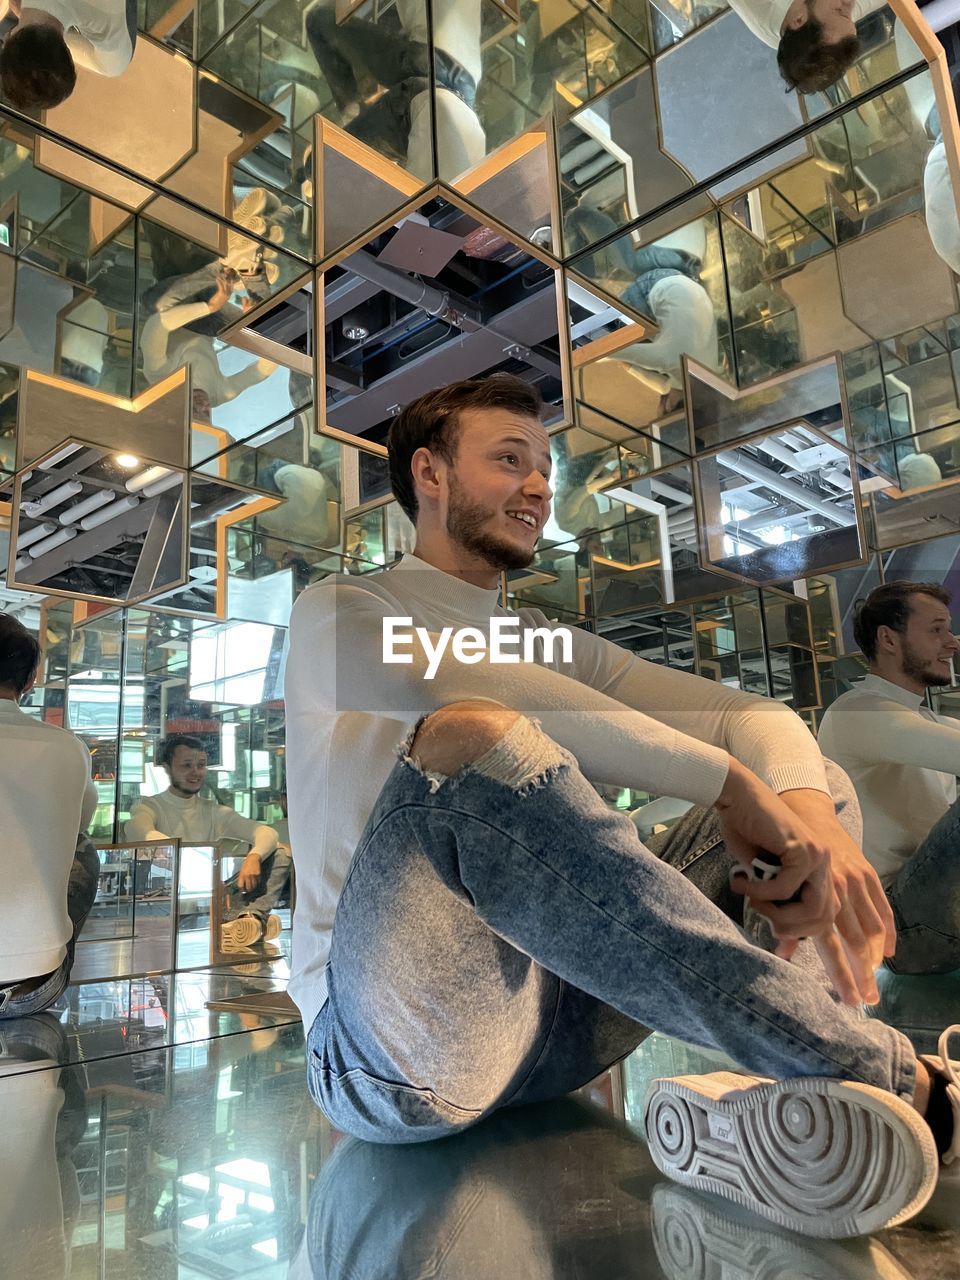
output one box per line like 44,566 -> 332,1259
237,853 -> 262,893
716,760 -> 862,1006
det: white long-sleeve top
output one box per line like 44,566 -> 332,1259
0,699 -> 97,981
125,790 -> 278,858
726,0 -> 885,49
817,674 -> 960,884
283,551 -> 830,1031
37,0 -> 133,75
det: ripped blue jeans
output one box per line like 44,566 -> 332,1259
307,712 -> 917,1143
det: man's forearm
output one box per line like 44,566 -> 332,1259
250,825 -> 278,859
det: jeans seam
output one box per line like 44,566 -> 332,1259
366,801 -> 895,1087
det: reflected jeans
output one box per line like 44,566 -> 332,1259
305,8 -> 476,163
884,795 -> 960,975
0,834 -> 99,1019
225,847 -> 293,924
307,713 -> 916,1143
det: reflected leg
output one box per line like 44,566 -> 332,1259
884,797 -> 960,976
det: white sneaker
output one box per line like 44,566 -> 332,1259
643,1070 -> 938,1238
651,1183 -> 912,1280
221,914 -> 263,951
233,187 -> 268,225
920,1023 -> 960,1168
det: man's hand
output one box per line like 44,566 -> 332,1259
237,852 -> 262,893
715,760 -> 887,1006
779,787 -> 896,1002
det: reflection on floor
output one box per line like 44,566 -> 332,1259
1,973 -> 958,1279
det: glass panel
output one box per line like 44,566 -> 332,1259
696,425 -> 865,584
558,7 -> 926,253
8,443 -> 188,607
320,193 -> 567,443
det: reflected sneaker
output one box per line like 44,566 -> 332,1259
233,187 -> 268,225
919,1024 -> 960,1169
643,1070 -> 938,1238
221,913 -> 264,951
651,1182 -> 911,1280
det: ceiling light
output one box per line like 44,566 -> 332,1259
114,453 -> 141,470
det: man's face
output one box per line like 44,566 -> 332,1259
167,746 -> 207,795
437,408 -> 554,572
894,594 -> 959,688
806,0 -> 856,43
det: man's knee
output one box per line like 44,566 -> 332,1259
409,700 -> 522,776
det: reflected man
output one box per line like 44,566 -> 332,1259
819,582 -> 960,975
0,0 -> 135,110
728,0 -> 884,93
125,734 -> 287,948
0,613 -> 98,1018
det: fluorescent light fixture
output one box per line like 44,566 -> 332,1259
79,494 -> 140,530
58,490 -> 114,524
142,472 -> 183,498
28,525 -> 77,558
126,465 -> 172,493
21,480 -> 83,517
16,520 -> 57,551
37,443 -> 82,471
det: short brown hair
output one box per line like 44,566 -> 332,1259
0,612 -> 41,695
853,581 -> 951,661
777,19 -> 859,94
387,374 -> 543,525
0,25 -> 76,111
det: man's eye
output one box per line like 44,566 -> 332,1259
501,454 -> 519,465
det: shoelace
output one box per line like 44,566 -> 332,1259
938,1025 -> 960,1089
937,1024 -> 960,1165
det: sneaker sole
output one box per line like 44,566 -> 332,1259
643,1071 -> 938,1239
262,915 -> 282,942
650,1182 -> 911,1280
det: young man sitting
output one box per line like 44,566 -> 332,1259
284,373 -> 959,1239
819,581 -> 960,975
125,735 -> 287,949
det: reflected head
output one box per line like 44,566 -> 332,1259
158,736 -> 208,796
388,374 -> 543,525
778,4 -> 859,94
854,582 -> 956,683
0,26 -> 76,111
0,613 -> 41,698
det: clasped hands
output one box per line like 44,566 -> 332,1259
715,759 -> 896,1007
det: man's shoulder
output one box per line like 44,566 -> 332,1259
4,713 -> 87,751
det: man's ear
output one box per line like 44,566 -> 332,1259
784,5 -> 810,29
876,624 -> 898,654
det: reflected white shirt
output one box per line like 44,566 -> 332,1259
37,0 -> 133,75
817,674 -> 960,884
726,0 -> 886,50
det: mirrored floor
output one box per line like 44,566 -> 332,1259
2,1003 -> 958,1280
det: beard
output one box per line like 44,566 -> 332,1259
446,474 -> 537,571
900,639 -> 954,687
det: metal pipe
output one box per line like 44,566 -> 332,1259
345,249 -> 454,321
